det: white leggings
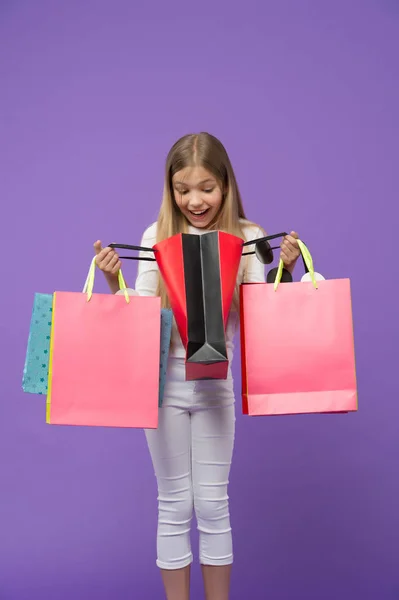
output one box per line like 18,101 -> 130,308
145,357 -> 236,570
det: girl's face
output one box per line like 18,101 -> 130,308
172,166 -> 223,229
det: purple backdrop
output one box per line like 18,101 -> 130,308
1,1 -> 398,598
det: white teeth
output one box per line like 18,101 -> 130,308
191,210 -> 207,215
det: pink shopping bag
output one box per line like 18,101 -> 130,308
47,261 -> 160,428
240,241 -> 357,416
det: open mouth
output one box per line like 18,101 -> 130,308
189,208 -> 210,218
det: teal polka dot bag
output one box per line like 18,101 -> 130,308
22,294 -> 53,395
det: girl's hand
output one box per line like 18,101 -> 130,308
280,231 -> 300,273
93,240 -> 121,277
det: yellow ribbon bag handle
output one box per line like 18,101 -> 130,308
82,257 -> 130,302
274,239 -> 318,291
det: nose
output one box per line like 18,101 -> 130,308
188,190 -> 205,208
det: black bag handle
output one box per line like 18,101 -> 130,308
242,232 -> 288,265
107,243 -> 157,262
243,231 -> 308,273
108,232 -> 309,272
242,231 -> 289,248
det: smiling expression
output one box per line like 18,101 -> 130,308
172,166 -> 223,229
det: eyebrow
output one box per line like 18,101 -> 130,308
174,178 -> 215,186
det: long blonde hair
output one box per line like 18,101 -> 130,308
156,132 -> 258,308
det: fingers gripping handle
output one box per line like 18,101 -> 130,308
83,257 -> 130,303
83,242 -> 158,302
243,232 -> 309,274
274,240 -> 318,291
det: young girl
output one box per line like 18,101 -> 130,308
94,133 -> 300,600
